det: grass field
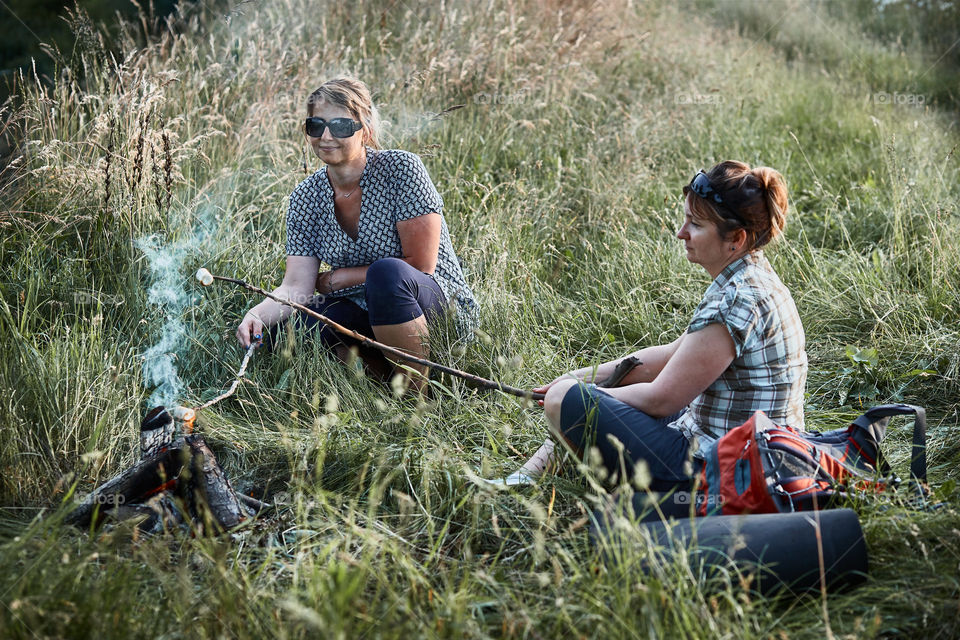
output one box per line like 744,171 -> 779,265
1,0 -> 959,637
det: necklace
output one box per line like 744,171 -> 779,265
331,151 -> 367,200
334,183 -> 359,199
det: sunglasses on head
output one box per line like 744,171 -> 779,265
304,117 -> 363,138
683,169 -> 746,226
684,170 -> 723,204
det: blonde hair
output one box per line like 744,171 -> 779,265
306,76 -> 381,149
686,160 -> 789,249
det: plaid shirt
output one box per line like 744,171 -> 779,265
669,251 -> 807,457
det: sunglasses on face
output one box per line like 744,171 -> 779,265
683,169 -> 747,226
304,117 -> 363,138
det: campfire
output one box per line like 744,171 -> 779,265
67,402 -> 268,534
68,336 -> 267,534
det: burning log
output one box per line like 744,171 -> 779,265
66,442 -> 186,529
67,406 -> 261,534
183,434 -> 247,531
140,405 -> 175,456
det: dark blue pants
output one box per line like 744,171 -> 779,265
272,257 -> 446,352
559,382 -> 697,493
363,257 -> 447,328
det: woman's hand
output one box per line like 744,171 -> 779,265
316,269 -> 335,294
532,377 -> 564,396
532,374 -> 580,406
235,256 -> 320,347
236,312 -> 264,348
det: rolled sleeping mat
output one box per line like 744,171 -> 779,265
591,503 -> 868,596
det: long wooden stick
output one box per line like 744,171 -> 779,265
211,274 -> 544,401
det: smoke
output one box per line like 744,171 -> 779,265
141,317 -> 187,407
380,106 -> 452,148
137,207 -> 216,408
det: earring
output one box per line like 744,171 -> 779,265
301,146 -> 308,174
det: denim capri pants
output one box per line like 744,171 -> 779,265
559,382 -> 700,493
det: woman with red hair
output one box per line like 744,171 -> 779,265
501,162 -> 807,498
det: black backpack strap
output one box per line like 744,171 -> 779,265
851,404 -> 926,483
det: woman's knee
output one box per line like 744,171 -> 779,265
298,298 -> 373,350
366,258 -> 430,326
544,378 -> 584,432
365,257 -> 409,292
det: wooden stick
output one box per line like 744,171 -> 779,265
211,274 -> 544,401
196,342 -> 260,411
595,356 -> 643,388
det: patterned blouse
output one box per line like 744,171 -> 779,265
669,251 -> 808,457
285,148 -> 479,336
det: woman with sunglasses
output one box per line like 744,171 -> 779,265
236,77 -> 478,391
495,162 -> 807,502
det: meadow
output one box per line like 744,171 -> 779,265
1,0 -> 959,637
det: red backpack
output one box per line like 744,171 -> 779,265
697,404 -> 927,516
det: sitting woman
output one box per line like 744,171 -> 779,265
513,161 -> 807,497
236,77 -> 478,390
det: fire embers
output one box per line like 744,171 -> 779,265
171,406 -> 196,433
68,407 -> 269,535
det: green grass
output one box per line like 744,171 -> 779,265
1,0 -> 960,637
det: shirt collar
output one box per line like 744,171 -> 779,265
714,250 -> 763,288
358,146 -> 376,187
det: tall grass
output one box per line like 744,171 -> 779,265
1,0 -> 959,637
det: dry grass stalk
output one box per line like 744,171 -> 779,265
102,114 -> 115,213
128,110 -> 148,195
